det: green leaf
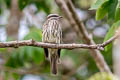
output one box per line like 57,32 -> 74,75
0,8 -> 1,14
18,0 -> 51,13
104,20 -> 120,51
4,71 -> 9,80
12,73 -> 20,80
108,0 -> 118,20
6,50 -> 24,68
32,48 -> 44,64
96,0 -> 110,20
0,2 -> 2,14
25,46 -> 34,59
60,49 -> 66,57
102,48 -> 112,67
22,29 -> 44,63
4,0 -> 11,8
0,48 -> 7,52
24,28 -> 42,41
89,0 -> 104,10
35,0 -> 50,14
6,52 -> 18,68
6,28 -> 44,68
115,7 -> 120,22
18,0 -> 29,10
88,72 -> 119,80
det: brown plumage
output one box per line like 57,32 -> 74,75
42,14 -> 62,75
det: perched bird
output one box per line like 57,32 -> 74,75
42,14 -> 62,75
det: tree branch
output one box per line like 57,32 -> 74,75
0,34 -> 118,50
55,0 -> 112,73
98,34 -> 119,47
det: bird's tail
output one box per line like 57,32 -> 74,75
49,49 -> 58,75
50,54 -> 57,75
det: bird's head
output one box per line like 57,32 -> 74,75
47,14 -> 62,20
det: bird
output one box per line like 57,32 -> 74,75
42,14 -> 62,75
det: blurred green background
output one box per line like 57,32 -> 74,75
0,0 -> 120,80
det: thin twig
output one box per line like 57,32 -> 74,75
99,34 -> 119,47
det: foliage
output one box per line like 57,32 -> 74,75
91,0 -> 120,55
90,0 -> 105,10
115,6 -> 120,22
0,0 -> 2,14
0,0 -> 120,79
0,0 -> 51,14
96,0 -> 110,20
104,20 -> 120,51
90,0 -> 119,22
18,0 -> 51,14
90,0 -> 120,79
6,28 -> 45,68
88,72 -> 119,80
